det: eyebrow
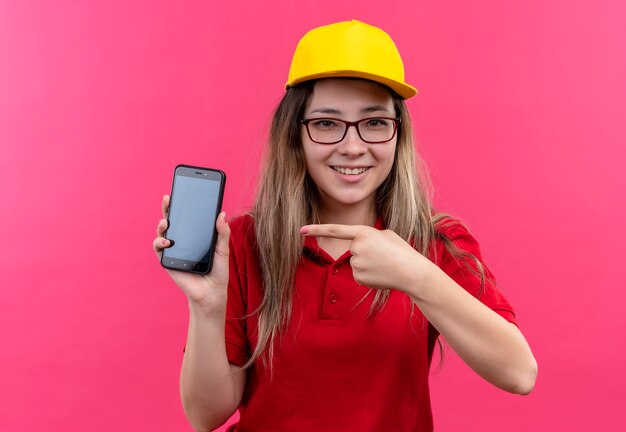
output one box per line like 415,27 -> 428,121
308,105 -> 393,115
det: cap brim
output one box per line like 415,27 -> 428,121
286,70 -> 417,99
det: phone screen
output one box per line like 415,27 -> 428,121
162,165 -> 225,274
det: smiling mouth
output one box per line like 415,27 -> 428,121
331,166 -> 371,175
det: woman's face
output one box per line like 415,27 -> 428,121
301,78 -> 397,213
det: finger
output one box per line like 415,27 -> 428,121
214,212 -> 230,258
156,218 -> 168,236
162,194 -> 170,220
300,224 -> 364,240
153,236 -> 172,256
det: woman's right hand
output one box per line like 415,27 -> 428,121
153,194 -> 231,314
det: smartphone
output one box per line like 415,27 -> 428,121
161,164 -> 226,274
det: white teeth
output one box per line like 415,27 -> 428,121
332,166 -> 369,175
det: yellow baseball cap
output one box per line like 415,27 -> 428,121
286,20 -> 417,99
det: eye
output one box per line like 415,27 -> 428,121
364,118 -> 390,128
310,119 -> 339,129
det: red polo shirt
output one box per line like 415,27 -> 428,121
224,214 -> 515,432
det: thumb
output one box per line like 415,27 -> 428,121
214,212 -> 230,258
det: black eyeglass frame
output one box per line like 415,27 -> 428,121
299,117 -> 401,144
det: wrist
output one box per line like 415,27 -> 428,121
187,292 -> 228,320
399,251 -> 440,300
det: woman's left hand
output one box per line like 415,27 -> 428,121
300,224 -> 434,292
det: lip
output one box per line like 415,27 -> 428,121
329,165 -> 371,182
331,165 -> 370,169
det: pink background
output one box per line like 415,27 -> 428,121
1,1 -> 624,430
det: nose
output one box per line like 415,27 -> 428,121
337,124 -> 367,156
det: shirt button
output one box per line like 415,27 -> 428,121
329,293 -> 338,304
332,267 -> 339,275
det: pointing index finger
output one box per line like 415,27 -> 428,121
300,224 -> 365,240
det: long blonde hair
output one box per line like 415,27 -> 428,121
247,79 -> 492,369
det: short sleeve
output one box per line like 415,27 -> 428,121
437,221 -> 517,325
224,217 -> 253,367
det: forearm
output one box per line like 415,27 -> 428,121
403,258 -> 538,394
180,301 -> 241,431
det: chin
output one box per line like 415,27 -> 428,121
323,189 -> 375,207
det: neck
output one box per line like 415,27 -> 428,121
318,199 -> 377,226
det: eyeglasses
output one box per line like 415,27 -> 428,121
299,117 -> 401,144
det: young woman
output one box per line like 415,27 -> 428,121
153,20 -> 537,432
